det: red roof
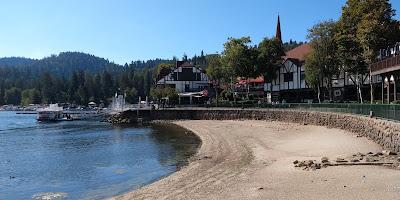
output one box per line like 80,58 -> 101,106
237,76 -> 264,84
283,43 -> 312,62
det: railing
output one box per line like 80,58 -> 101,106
208,101 -> 400,121
370,54 -> 400,73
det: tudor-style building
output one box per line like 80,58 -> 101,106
263,15 -> 374,103
156,61 -> 209,93
264,44 -> 314,102
264,43 -> 373,103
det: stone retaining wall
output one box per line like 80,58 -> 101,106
111,109 -> 400,153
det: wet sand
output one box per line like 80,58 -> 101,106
113,120 -> 400,200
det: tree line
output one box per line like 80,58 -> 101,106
204,37 -> 285,101
0,51 -> 212,106
0,52 -> 163,106
0,68 -> 154,106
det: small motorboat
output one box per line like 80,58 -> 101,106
61,114 -> 74,121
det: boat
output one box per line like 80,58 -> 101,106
37,104 -> 64,122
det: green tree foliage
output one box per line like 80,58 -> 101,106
221,37 -> 261,98
304,52 -> 322,103
206,54 -> 226,82
192,50 -> 207,69
307,20 -> 340,100
150,86 -> 178,105
0,82 -> 5,105
282,39 -> 305,51
125,87 -> 138,103
40,72 -> 56,104
336,0 -> 398,68
21,89 -> 41,106
206,54 -> 224,104
4,87 -> 21,105
155,62 -> 174,83
257,38 -> 285,91
334,0 -> 399,102
0,55 -> 159,106
222,37 -> 259,80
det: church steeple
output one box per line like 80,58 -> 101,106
275,15 -> 282,43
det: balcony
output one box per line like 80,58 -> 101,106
370,54 -> 400,75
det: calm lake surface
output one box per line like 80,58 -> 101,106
0,112 -> 200,200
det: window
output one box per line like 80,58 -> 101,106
195,73 -> 201,81
284,72 -> 293,82
185,84 -> 190,92
300,71 -> 305,80
180,68 -> 195,81
172,72 -> 177,81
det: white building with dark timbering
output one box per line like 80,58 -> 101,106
263,16 -> 374,103
264,43 -> 373,102
156,61 -> 209,104
156,61 -> 209,93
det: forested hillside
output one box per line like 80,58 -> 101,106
0,57 -> 37,67
0,52 -> 172,106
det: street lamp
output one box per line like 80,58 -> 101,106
385,76 -> 390,104
391,75 -> 397,102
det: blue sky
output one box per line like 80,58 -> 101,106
0,0 -> 399,65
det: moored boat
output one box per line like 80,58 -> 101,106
37,104 -> 64,122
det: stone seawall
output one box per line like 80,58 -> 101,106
110,108 -> 400,153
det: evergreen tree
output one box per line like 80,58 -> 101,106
4,87 -> 21,105
0,81 -> 5,105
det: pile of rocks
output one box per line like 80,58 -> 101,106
294,150 -> 400,171
293,160 -> 323,170
107,113 -> 132,124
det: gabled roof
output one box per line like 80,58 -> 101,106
283,44 -> 312,62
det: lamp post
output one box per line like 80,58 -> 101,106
385,76 -> 390,104
391,75 -> 396,102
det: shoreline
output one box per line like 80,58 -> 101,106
112,120 -> 400,200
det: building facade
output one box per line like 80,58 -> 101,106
264,43 -> 374,103
263,16 -> 374,103
156,61 -> 209,93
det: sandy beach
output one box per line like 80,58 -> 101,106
113,120 -> 400,200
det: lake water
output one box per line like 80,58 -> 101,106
0,112 -> 200,200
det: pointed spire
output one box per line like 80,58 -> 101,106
276,15 -> 282,43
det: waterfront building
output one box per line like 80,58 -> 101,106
370,42 -> 400,103
156,61 -> 209,93
156,61 -> 209,104
263,15 -> 373,103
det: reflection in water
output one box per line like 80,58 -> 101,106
32,192 -> 68,200
0,112 -> 200,200
151,123 -> 201,168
